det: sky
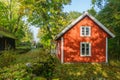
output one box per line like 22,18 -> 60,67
32,0 -> 92,42
63,0 -> 92,12
30,26 -> 39,42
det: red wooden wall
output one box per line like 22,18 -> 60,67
57,16 -> 110,63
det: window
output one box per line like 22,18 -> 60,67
80,26 -> 91,36
80,42 -> 91,56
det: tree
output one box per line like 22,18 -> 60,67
21,24 -> 33,43
25,0 -> 71,49
0,0 -> 33,43
87,7 -> 97,16
92,0 -> 120,58
92,0 -> 108,9
66,11 -> 81,22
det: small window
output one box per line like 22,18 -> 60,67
80,26 -> 91,36
80,42 -> 91,56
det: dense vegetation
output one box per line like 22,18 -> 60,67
0,0 -> 33,43
0,49 -> 120,80
91,0 -> 120,61
0,0 -> 120,79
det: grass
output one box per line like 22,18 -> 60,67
0,48 -> 120,80
15,48 -> 49,64
15,46 -> 31,54
56,62 -> 120,79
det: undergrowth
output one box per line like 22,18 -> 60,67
0,49 -> 120,80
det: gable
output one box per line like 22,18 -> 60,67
55,12 -> 115,40
63,16 -> 109,41
80,16 -> 111,37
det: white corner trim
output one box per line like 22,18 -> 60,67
61,37 -> 64,63
106,37 -> 108,63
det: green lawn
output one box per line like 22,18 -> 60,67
0,49 -> 120,80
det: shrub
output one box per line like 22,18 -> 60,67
0,63 -> 33,80
0,50 -> 16,67
30,55 -> 59,80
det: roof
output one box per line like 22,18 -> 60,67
0,27 -> 16,39
55,12 -> 115,40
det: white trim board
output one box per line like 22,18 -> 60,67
61,37 -> 64,63
106,37 -> 108,63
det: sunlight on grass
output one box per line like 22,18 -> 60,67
15,48 -> 49,64
0,49 -> 120,79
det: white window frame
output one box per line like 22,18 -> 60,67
61,37 -> 64,63
80,26 -> 91,37
80,42 -> 91,56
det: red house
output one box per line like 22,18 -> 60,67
55,12 -> 115,63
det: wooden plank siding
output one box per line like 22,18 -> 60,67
62,16 -> 109,63
55,12 -> 115,63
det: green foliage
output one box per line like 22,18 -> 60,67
0,49 -> 120,79
0,50 -> 16,67
53,63 -> 120,80
92,0 -> 107,9
91,0 -> 120,58
15,49 -> 42,64
0,0 -> 33,44
31,56 -> 58,80
26,0 -> 72,48
0,49 -> 60,80
87,7 -> 97,16
0,63 -> 33,80
66,11 -> 81,22
20,24 -> 33,43
16,41 -> 32,51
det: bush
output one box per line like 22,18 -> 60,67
0,50 -> 16,67
29,55 -> 59,80
0,63 -> 34,80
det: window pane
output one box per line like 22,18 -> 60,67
81,43 -> 85,55
82,27 -> 85,35
86,27 -> 89,35
86,43 -> 89,48
86,47 -> 89,55
82,48 -> 85,55
81,43 -> 90,56
86,43 -> 90,56
82,44 -> 85,48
